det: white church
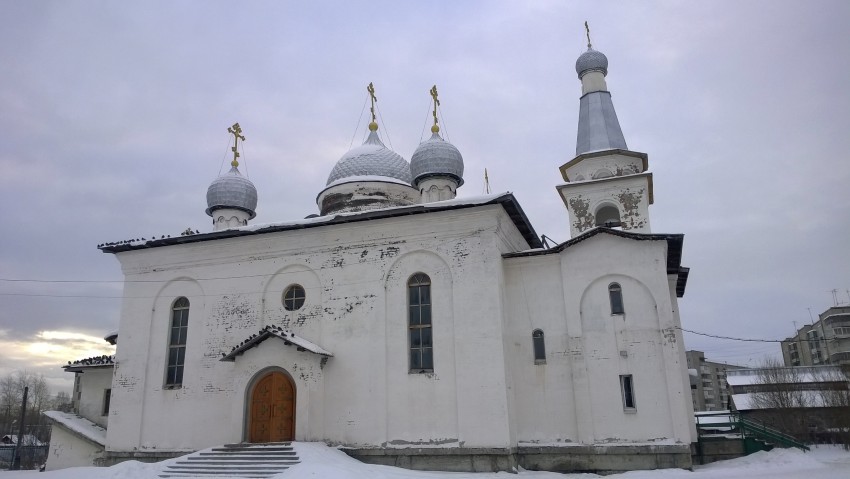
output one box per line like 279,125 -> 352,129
46,39 -> 696,474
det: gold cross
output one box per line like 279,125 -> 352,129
430,85 -> 440,131
367,82 -> 378,124
228,122 -> 246,167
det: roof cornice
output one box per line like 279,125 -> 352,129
559,149 -> 649,181
503,227 -> 689,297
99,193 -> 543,254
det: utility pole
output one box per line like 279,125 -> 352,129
10,386 -> 27,471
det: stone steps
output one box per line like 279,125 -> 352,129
159,442 -> 299,478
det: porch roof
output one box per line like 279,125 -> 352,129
220,325 -> 333,362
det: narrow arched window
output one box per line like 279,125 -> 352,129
595,205 -> 621,227
408,273 -> 433,372
166,297 -> 189,387
609,283 -> 624,315
532,329 -> 546,364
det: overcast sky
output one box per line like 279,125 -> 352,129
1,1 -> 848,394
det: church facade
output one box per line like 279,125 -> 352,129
46,41 -> 696,473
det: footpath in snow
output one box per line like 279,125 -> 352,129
0,442 -> 847,479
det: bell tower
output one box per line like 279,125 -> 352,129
557,24 -> 653,238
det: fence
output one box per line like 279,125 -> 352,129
1,424 -> 52,470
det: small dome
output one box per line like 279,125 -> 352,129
410,131 -> 464,186
326,130 -> 412,185
206,166 -> 258,219
575,48 -> 608,78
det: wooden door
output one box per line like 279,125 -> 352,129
249,371 -> 295,442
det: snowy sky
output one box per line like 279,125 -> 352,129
1,1 -> 848,394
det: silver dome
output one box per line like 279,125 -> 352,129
575,48 -> 608,78
206,166 -> 258,219
326,130 -> 412,185
410,131 -> 464,186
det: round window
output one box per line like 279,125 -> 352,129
283,284 -> 306,311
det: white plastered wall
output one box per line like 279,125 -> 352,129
45,426 -> 103,471
75,368 -> 113,428
503,233 -> 694,445
105,205 -> 526,454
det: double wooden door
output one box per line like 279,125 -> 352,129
249,371 -> 295,442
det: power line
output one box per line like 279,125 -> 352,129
678,326 -> 835,344
678,326 -> 784,343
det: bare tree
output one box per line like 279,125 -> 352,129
0,371 -> 52,437
748,358 -> 813,441
750,358 -> 811,409
811,365 -> 850,447
50,391 -> 73,412
747,359 -> 850,445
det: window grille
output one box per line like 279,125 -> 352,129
408,273 -> 433,371
166,297 -> 189,387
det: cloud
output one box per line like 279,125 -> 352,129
0,329 -> 115,394
0,1 -> 848,377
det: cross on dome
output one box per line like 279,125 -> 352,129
227,122 -> 246,167
430,85 -> 440,133
367,82 -> 379,131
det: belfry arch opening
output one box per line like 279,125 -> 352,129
595,205 -> 621,227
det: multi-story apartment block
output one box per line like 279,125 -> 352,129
782,306 -> 850,367
685,350 -> 745,411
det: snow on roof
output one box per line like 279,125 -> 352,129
240,192 -> 511,232
694,411 -> 737,431
731,390 -> 840,411
63,355 -> 115,372
1,434 -> 45,446
325,174 -> 414,188
221,325 -> 333,362
726,366 -> 846,386
98,191 -> 545,252
43,411 -> 106,446
103,331 -> 118,345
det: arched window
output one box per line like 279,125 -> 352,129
166,297 -> 190,387
595,205 -> 621,227
408,273 -> 433,372
609,283 -> 624,315
532,329 -> 546,364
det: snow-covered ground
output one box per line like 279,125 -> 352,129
0,442 -> 847,479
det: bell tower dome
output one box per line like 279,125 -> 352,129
557,24 -> 653,237
206,123 -> 258,231
410,85 -> 465,203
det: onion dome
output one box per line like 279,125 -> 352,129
326,123 -> 412,186
206,162 -> 258,219
575,48 -> 608,78
410,126 -> 464,187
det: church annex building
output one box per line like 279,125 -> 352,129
45,39 -> 696,474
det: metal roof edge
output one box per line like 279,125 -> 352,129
99,192 -> 543,253
504,227 -> 685,274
